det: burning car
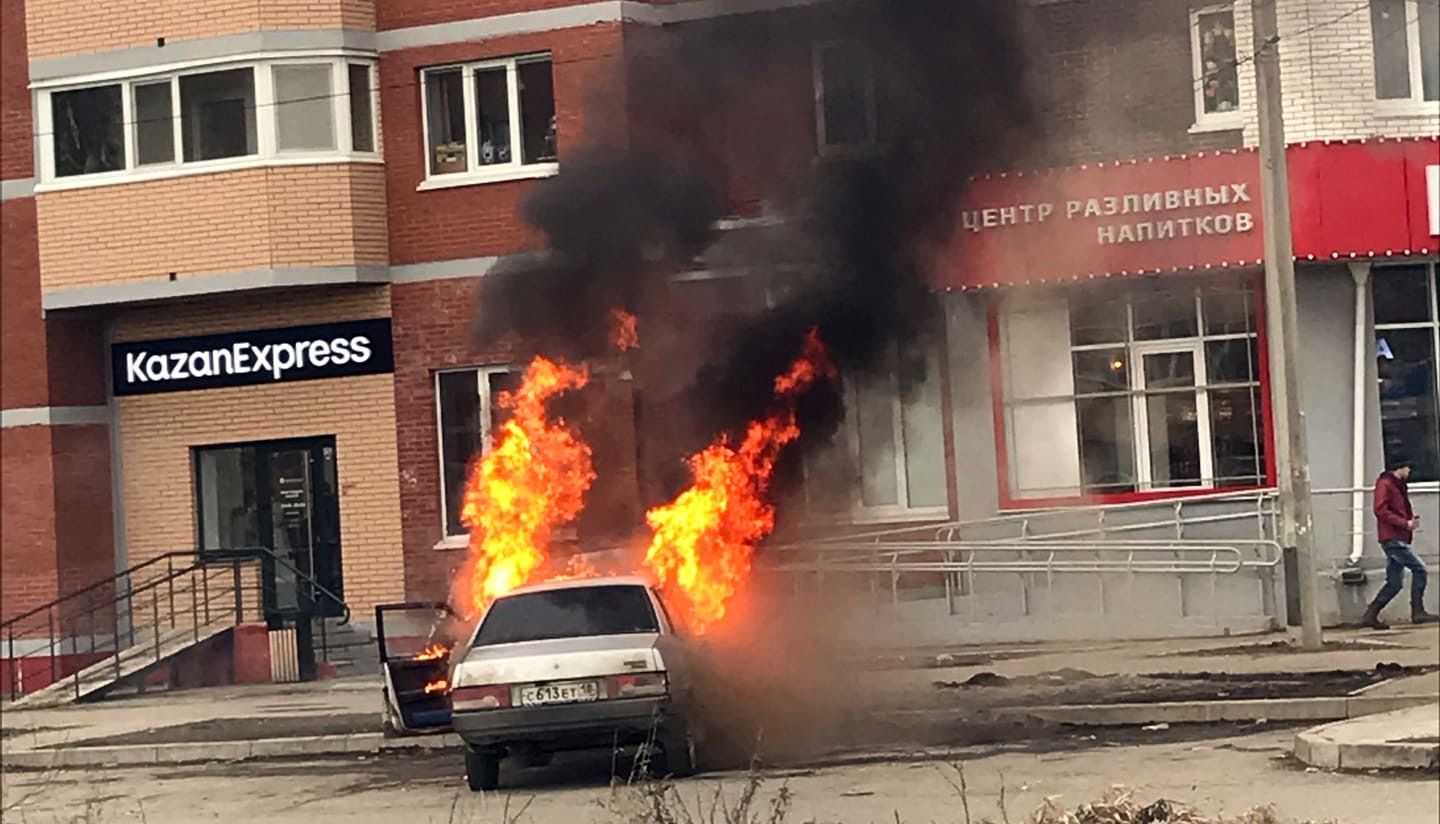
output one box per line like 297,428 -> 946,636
375,602 -> 464,737
447,575 -> 701,791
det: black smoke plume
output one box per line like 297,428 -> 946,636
475,0 -> 1034,499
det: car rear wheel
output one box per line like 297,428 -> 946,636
660,718 -> 697,778
464,748 -> 500,792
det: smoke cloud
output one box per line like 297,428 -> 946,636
474,0 -> 1035,498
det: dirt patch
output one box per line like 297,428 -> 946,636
57,714 -> 376,748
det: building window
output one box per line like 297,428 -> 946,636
1190,5 -> 1242,130
419,55 -> 558,187
1374,263 -> 1439,483
37,57 -> 379,186
51,85 -> 124,177
436,366 -> 521,537
805,339 -> 948,520
1371,0 -> 1439,104
812,41 -> 902,156
999,276 -> 1267,501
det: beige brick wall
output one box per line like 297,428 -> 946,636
26,0 -> 375,60
37,164 -> 387,293
113,288 -> 403,615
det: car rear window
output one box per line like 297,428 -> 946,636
474,585 -> 660,646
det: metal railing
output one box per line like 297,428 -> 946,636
1,547 -> 349,700
764,490 -> 1285,629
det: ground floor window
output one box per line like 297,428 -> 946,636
804,336 -> 949,520
998,273 -> 1268,501
1374,262 -> 1439,483
436,366 -> 520,536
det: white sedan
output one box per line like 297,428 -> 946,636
447,576 -> 702,791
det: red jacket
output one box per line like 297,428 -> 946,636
1374,472 -> 1414,544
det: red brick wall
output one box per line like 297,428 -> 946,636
380,24 -> 629,265
0,427 -> 59,622
51,425 -> 116,598
0,0 -> 32,181
1,198 -> 48,410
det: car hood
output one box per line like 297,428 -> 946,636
452,633 -> 664,686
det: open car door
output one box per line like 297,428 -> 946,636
375,601 -> 460,736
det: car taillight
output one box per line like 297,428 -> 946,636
451,684 -> 512,710
609,672 -> 668,698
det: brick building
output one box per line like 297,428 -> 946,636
1,0 -> 1437,678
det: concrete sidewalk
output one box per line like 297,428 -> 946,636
1294,703 -> 1440,771
2,626 -> 1435,771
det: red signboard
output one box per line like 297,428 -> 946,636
936,137 -> 1438,290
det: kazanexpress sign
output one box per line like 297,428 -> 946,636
112,318 -> 394,396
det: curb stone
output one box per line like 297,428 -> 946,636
1293,705 -> 1440,772
0,732 -> 463,770
991,694 -> 1437,726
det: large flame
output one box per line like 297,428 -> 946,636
643,330 -> 833,634
454,357 -> 595,619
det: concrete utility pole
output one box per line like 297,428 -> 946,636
1252,0 -> 1323,650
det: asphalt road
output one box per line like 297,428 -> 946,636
3,728 -> 1436,823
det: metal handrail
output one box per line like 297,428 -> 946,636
3,546 -> 351,700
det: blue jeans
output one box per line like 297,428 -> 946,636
1371,540 -> 1428,613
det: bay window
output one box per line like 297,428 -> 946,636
805,338 -> 949,520
1374,263 -> 1439,483
38,57 -> 379,187
999,276 -> 1267,501
420,55 -> 558,187
436,366 -> 521,537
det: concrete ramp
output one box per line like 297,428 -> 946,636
10,621 -> 234,709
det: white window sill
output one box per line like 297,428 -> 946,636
431,525 -> 579,551
416,163 -> 559,191
35,152 -> 383,194
1374,100 -> 1440,118
1188,115 -> 1245,134
433,534 -> 468,551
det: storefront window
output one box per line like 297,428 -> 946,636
1000,275 -> 1266,501
1374,263 -> 1440,483
805,337 -> 948,519
436,366 -> 521,536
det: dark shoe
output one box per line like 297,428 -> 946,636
1411,610 -> 1440,625
1361,605 -> 1390,630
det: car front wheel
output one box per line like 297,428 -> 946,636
464,747 -> 500,792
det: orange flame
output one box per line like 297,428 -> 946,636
454,357 -> 596,620
414,644 -> 448,662
423,679 -> 449,695
611,309 -> 639,351
643,330 -> 832,634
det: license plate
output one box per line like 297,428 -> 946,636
517,680 -> 601,707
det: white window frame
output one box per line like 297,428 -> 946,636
1129,339 -> 1216,491
1373,262 -> 1440,489
1005,283 -> 1267,500
812,40 -> 881,158
33,53 -> 380,193
417,54 -> 558,191
1371,0 -> 1440,113
1189,4 -> 1244,133
803,344 -> 950,524
434,365 -> 516,545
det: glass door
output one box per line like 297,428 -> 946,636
1130,344 -> 1213,490
195,437 -> 343,618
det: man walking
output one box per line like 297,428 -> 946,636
1362,457 -> 1438,629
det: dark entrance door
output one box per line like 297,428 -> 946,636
195,436 -> 344,619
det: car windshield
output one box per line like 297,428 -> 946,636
474,585 -> 660,646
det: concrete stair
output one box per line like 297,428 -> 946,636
319,618 -> 379,678
10,620 -> 234,709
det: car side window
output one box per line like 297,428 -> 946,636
651,589 -> 684,638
